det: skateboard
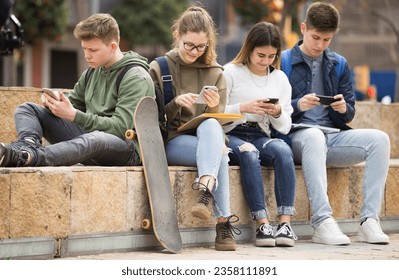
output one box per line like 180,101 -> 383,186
125,96 -> 182,254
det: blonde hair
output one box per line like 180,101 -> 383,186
74,13 -> 120,45
171,6 -> 218,65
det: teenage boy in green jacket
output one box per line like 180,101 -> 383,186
0,13 -> 155,167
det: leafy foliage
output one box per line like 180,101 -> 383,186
14,0 -> 70,44
111,0 -> 187,48
230,0 -> 283,25
230,0 -> 270,25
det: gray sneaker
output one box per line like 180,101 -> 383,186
0,142 -> 33,167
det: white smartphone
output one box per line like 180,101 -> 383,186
196,85 -> 217,104
42,88 -> 60,101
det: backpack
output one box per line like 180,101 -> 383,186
84,59 -> 173,143
281,49 -> 346,80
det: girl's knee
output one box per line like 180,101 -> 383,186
237,143 -> 259,161
238,142 -> 257,152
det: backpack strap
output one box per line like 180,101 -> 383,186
155,56 -> 174,104
281,49 -> 292,77
334,53 -> 346,79
282,49 -> 345,80
84,67 -> 95,87
115,64 -> 139,92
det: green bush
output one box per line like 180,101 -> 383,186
14,0 -> 70,44
111,0 -> 187,48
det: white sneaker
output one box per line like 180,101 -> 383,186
357,218 -> 390,244
312,218 -> 351,245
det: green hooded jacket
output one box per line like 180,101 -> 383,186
68,51 -> 155,139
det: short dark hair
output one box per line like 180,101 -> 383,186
305,2 -> 340,33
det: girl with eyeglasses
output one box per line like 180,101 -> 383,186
149,5 -> 240,251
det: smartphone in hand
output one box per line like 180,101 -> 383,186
196,86 -> 218,104
264,98 -> 279,104
42,88 -> 60,101
316,95 -> 341,105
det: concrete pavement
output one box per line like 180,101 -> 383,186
63,233 -> 399,260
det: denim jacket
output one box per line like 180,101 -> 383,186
281,40 -> 355,130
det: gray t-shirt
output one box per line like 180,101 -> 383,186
301,53 -> 333,127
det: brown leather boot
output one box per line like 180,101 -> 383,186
215,215 -> 241,251
191,180 -> 215,219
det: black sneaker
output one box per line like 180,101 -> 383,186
215,215 -> 241,251
191,180 -> 215,219
0,142 -> 33,167
255,223 -> 275,247
275,222 -> 297,247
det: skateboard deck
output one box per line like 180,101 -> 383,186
128,96 -> 182,253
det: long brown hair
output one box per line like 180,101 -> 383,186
232,22 -> 282,69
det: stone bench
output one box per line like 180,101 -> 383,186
1,87 -> 399,259
1,162 -> 399,259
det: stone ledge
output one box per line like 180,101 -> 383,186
1,162 -> 399,240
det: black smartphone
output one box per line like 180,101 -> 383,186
264,98 -> 279,104
316,95 -> 341,105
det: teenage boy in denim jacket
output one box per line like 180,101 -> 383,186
281,2 -> 390,246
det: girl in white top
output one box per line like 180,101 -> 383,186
224,22 -> 297,247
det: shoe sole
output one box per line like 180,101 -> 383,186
276,238 -> 295,247
312,236 -> 350,246
357,234 -> 389,244
191,205 -> 212,219
255,239 -> 276,247
215,243 -> 236,251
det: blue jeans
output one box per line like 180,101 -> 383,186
227,125 -> 296,220
289,128 -> 390,227
165,118 -> 231,218
14,102 -> 140,166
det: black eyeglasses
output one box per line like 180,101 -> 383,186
183,42 -> 208,52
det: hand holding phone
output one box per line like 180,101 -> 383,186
264,98 -> 279,104
196,85 -> 217,104
316,95 -> 342,106
42,88 -> 60,101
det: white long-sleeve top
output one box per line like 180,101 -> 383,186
223,63 -> 293,137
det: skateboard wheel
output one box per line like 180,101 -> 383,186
125,129 -> 135,140
142,219 -> 151,230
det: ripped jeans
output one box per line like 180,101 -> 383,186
165,118 -> 231,218
227,125 -> 296,220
